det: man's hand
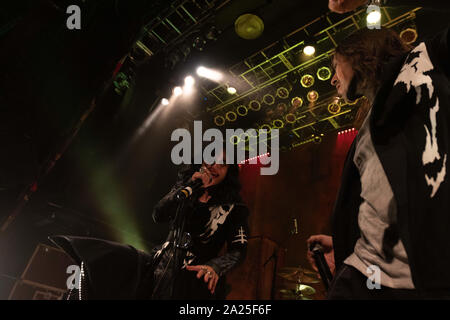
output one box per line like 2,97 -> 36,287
306,234 -> 336,276
328,0 -> 368,13
186,265 -> 219,295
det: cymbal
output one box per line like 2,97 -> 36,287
278,267 -> 318,275
277,267 -> 320,284
279,285 -> 316,300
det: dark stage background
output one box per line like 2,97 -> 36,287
0,0 -> 447,299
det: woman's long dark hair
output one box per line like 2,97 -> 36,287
176,163 -> 242,205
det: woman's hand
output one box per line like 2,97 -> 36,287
328,0 -> 368,14
186,265 -> 219,295
191,166 -> 214,188
306,234 -> 336,276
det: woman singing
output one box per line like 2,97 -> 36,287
50,156 -> 250,300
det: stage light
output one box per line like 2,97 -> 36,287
235,14 -> 264,40
239,132 -> 250,142
304,45 -> 316,56
366,1 -> 381,29
285,113 -> 296,124
367,10 -> 381,25
239,152 -> 270,165
400,28 -> 418,44
192,36 -> 207,51
183,75 -> 196,95
214,115 -> 225,127
303,36 -> 317,57
338,128 -> 356,135
260,124 -> 272,133
291,97 -> 303,108
236,105 -> 248,116
184,76 -> 195,87
273,119 -> 284,129
226,111 -> 237,122
317,67 -> 332,81
249,100 -> 261,111
173,86 -> 183,96
263,94 -> 275,105
230,135 -> 240,145
328,102 -> 341,114
276,87 -> 290,99
301,74 -> 315,88
205,25 -> 220,41
227,87 -> 237,95
307,90 -> 319,103
161,98 -> 170,106
196,66 -> 224,82
276,103 -> 287,113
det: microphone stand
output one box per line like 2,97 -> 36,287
262,230 -> 298,299
263,246 -> 280,300
168,196 -> 189,299
262,216 -> 301,299
168,186 -> 202,298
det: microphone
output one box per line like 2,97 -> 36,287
176,179 -> 204,201
309,242 -> 333,290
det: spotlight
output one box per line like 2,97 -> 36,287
291,97 -> 303,108
328,102 -> 341,114
192,36 -> 207,51
227,87 -> 237,95
301,74 -> 315,88
263,94 -> 275,105
366,0 -> 381,29
317,67 -> 332,81
205,25 -> 220,41
214,115 -> 225,127
249,100 -> 261,111
367,10 -> 381,25
236,105 -> 248,116
273,119 -> 284,129
285,113 -> 296,124
183,76 -> 195,95
400,28 -> 418,44
303,36 -> 317,56
184,76 -> 195,87
173,86 -> 183,96
304,45 -> 316,56
226,111 -> 238,122
196,66 -> 224,82
276,87 -> 290,99
307,90 -> 319,103
313,135 -> 322,144
235,14 -> 265,40
161,98 -> 170,106
260,124 -> 272,133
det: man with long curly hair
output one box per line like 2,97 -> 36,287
308,0 -> 450,299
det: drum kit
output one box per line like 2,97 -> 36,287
277,266 -> 321,300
